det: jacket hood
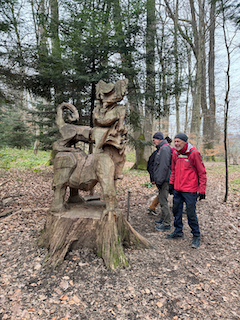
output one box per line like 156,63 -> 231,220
156,139 -> 168,150
177,142 -> 195,154
185,142 -> 195,153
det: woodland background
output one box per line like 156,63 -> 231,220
0,0 -> 240,169
1,1 -> 240,317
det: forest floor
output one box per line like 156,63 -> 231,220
0,161 -> 240,320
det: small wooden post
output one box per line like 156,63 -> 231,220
127,189 -> 131,221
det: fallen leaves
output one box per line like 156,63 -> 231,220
72,295 -> 81,304
59,294 -> 68,301
0,163 -> 239,319
156,301 -> 163,308
59,280 -> 69,290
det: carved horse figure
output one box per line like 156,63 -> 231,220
50,147 -> 123,213
50,79 -> 128,215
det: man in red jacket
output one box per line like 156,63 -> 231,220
167,133 -> 207,248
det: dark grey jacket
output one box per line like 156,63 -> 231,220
153,139 -> 172,186
147,149 -> 157,182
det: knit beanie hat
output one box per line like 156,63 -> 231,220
174,132 -> 188,142
153,132 -> 164,140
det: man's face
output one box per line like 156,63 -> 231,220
153,138 -> 161,146
174,138 -> 187,151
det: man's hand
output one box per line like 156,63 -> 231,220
169,184 -> 174,195
198,193 -> 205,201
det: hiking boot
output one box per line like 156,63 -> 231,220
191,236 -> 200,248
155,218 -> 163,224
147,208 -> 158,216
166,232 -> 184,239
155,224 -> 171,232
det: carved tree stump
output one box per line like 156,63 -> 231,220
38,200 -> 151,270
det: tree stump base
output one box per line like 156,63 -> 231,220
38,199 -> 151,270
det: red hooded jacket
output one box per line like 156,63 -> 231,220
169,143 -> 207,194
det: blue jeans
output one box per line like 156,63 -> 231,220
172,190 -> 200,237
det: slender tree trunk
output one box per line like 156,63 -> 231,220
221,0 -> 230,202
201,17 -> 209,153
112,0 -> 143,168
189,0 -> 203,148
202,0 -> 216,160
36,0 -> 48,59
50,0 -> 63,105
156,21 -> 169,134
144,0 -> 156,164
184,43 -> 192,133
207,1 -> 216,160
174,0 -> 180,133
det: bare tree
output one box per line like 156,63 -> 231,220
112,0 -> 145,169
155,12 -> 171,134
144,0 -> 156,164
221,0 -> 230,202
202,1 -> 216,159
163,0 -> 218,151
174,0 -> 180,132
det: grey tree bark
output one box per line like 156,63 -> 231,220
164,0 -> 216,151
221,0 -> 230,202
174,0 -> 180,133
144,0 -> 156,165
203,1 -> 216,160
156,19 -> 170,134
112,0 -> 144,169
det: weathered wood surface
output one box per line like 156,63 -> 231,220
39,78 -> 151,270
38,200 -> 151,270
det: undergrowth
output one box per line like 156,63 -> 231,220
0,148 -> 51,170
1,148 -> 239,194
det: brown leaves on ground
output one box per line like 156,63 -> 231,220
0,163 -> 240,319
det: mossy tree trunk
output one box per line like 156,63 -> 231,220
131,134 -> 149,170
38,204 -> 151,271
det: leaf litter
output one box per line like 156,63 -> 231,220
0,162 -> 240,320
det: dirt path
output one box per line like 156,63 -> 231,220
0,163 -> 239,319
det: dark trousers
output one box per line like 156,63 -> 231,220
172,190 -> 200,237
157,182 -> 171,226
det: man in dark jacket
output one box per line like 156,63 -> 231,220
146,148 -> 158,215
152,132 -> 172,231
167,133 -> 207,248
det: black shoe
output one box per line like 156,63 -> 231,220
155,224 -> 171,232
147,208 -> 158,216
191,236 -> 200,248
166,232 -> 184,239
155,218 -> 163,224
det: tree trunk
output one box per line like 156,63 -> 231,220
206,1 -> 216,160
143,0 -> 156,165
221,0 -> 230,202
50,0 -> 64,105
190,0 -> 203,148
184,42 -> 192,133
112,0 -> 144,169
38,201 -> 151,270
156,22 -> 169,133
174,0 -> 180,133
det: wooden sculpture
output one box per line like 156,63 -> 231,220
38,78 -> 150,270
